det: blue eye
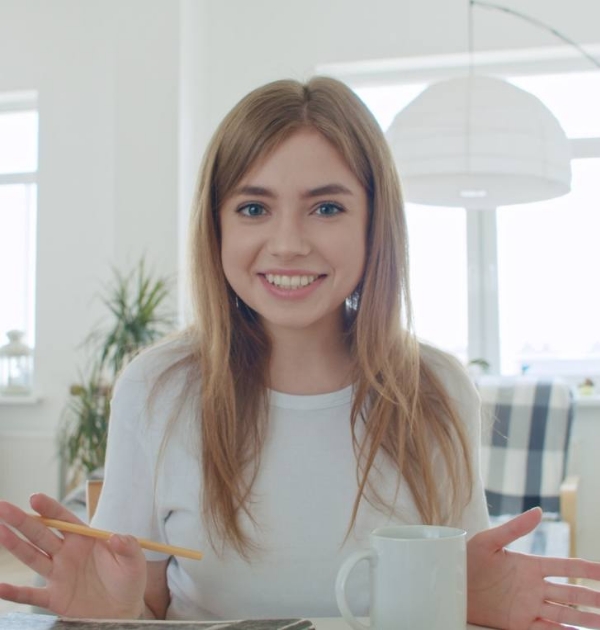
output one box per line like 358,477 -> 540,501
314,203 -> 343,217
238,203 -> 266,217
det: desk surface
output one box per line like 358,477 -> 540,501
0,612 -> 493,630
310,619 -> 491,630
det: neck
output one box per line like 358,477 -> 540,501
266,321 -> 353,395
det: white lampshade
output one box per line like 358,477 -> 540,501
386,75 -> 572,209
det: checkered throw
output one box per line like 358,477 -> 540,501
477,376 -> 574,517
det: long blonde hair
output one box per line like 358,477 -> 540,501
176,76 -> 473,556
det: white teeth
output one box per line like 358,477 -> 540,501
265,274 -> 319,289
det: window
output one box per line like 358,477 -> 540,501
406,205 -> 468,360
355,69 -> 600,377
497,72 -> 600,375
355,84 -> 468,361
0,96 -> 38,352
497,157 -> 600,374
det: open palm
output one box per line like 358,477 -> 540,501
468,508 -> 600,629
0,494 -> 147,619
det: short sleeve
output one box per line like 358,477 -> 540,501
90,345 -> 180,561
453,381 -> 491,537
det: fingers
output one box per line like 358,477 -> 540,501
29,493 -> 86,526
540,581 -> 600,629
545,581 -> 600,609
0,524 -> 53,578
530,620 -> 577,630
108,534 -> 140,557
478,507 -> 543,551
108,534 -> 146,569
0,500 -> 64,560
0,582 -> 50,610
540,556 -> 600,581
540,601 -> 600,629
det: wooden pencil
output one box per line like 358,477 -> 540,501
30,515 -> 203,560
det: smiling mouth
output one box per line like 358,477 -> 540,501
263,273 -> 323,290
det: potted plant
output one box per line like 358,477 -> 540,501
59,259 -> 174,491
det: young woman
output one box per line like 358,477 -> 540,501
2,77 -> 600,629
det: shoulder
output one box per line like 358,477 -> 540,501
418,342 -> 480,412
111,333 -> 197,417
418,344 -> 484,463
107,334 -> 199,441
115,333 -> 193,390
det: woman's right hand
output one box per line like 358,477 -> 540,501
0,493 -> 148,619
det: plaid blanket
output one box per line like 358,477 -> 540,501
477,376 -> 574,517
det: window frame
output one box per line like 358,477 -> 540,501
318,46 -> 600,375
0,92 -> 38,351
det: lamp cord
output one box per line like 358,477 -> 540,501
470,0 -> 600,69
466,0 -> 475,173
468,0 -> 474,75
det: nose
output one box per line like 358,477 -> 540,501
266,213 -> 311,259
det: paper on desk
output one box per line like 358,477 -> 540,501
0,613 -> 315,630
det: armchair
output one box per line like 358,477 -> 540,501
477,376 -> 578,557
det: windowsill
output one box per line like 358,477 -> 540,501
0,394 -> 42,405
574,394 -> 600,408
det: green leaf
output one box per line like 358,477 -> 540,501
59,256 -> 174,485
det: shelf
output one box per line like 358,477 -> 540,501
0,394 -> 41,405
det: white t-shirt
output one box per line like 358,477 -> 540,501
92,340 -> 490,620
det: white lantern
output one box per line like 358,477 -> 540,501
0,330 -> 33,395
386,75 -> 571,209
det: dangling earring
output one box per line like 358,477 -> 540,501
235,295 -> 240,309
345,289 -> 361,311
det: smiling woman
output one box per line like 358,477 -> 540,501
2,76 -> 600,629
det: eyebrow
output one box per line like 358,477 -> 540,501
232,183 -> 355,199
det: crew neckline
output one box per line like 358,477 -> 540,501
269,384 -> 354,410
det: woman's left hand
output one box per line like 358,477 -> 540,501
467,507 -> 600,629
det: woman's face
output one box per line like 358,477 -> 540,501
219,128 -> 368,340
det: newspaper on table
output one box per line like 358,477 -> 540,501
0,613 -> 316,630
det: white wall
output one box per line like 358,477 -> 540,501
1,0 -> 599,552
0,0 -> 180,505
198,0 -> 600,129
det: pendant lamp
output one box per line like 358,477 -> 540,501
386,74 -> 572,209
384,0 -> 600,209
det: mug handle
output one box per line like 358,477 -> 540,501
335,548 -> 376,630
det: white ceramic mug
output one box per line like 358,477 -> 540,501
335,525 -> 467,630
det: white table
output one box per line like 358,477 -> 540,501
309,618 -> 492,629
